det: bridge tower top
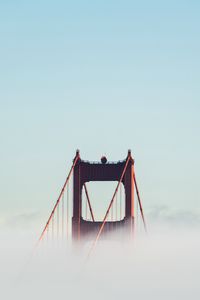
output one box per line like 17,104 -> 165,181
72,150 -> 135,241
38,150 -> 146,248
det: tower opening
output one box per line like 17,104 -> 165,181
82,182 -> 125,222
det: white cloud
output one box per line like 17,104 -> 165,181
1,226 -> 200,300
0,211 -> 41,230
146,205 -> 200,228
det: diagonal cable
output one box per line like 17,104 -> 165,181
133,173 -> 147,233
87,155 -> 131,257
83,183 -> 95,222
37,154 -> 80,244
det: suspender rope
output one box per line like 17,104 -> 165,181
57,202 -> 59,241
46,225 -> 49,243
111,202 -> 113,221
52,214 -> 54,241
61,193 -> 64,240
66,182 -> 69,239
38,154 -> 79,243
88,156 -> 131,256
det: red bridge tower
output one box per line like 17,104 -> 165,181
72,150 -> 135,241
38,150 -> 146,247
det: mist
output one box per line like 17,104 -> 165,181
1,220 -> 200,300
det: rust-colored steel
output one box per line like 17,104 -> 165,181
120,183 -> 122,220
134,173 -> 147,233
57,202 -> 59,240
111,203 -> 113,221
83,184 -> 95,222
72,151 -> 135,240
36,150 -> 148,254
38,153 -> 79,243
62,193 -> 64,240
66,183 -> 69,238
89,155 -> 131,253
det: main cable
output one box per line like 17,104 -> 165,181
134,173 -> 147,233
37,154 -> 80,244
87,155 -> 131,257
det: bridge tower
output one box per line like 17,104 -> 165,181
72,150 -> 135,241
38,150 -> 146,247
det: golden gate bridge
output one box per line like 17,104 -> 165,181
37,150 -> 146,251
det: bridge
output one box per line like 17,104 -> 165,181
38,150 -> 146,250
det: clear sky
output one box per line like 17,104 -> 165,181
0,0 -> 200,228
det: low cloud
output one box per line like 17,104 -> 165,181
147,205 -> 200,228
0,211 -> 41,230
1,226 -> 200,300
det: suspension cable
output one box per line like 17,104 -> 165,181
62,193 -> 64,240
133,173 -> 147,233
38,154 -> 79,243
111,201 -> 113,221
57,202 -> 59,241
52,214 -> 54,241
83,184 -> 95,222
47,225 -> 49,244
88,156 -> 131,255
66,181 -> 69,239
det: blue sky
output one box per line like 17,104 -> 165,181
0,0 -> 199,226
